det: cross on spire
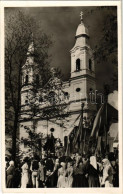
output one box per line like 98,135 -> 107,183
80,11 -> 83,23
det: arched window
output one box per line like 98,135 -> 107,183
25,75 -> 28,84
39,97 -> 43,103
89,59 -> 92,71
76,58 -> 80,71
48,91 -> 56,105
64,92 -> 69,100
36,74 -> 39,84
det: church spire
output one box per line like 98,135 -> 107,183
27,33 -> 34,56
75,11 -> 89,38
80,11 -> 83,23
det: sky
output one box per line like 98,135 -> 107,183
5,6 -> 117,91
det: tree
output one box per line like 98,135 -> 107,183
85,7 -> 118,91
5,10 -> 52,161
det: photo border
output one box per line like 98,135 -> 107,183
0,1 -> 122,194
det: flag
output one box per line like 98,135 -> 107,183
90,102 -> 118,139
90,104 -> 105,139
65,136 -> 70,156
72,113 -> 86,153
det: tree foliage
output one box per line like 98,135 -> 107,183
85,7 -> 118,91
5,10 -> 53,160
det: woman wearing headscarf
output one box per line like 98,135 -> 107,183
101,158 -> 114,187
6,161 -> 15,188
72,156 -> 87,187
21,157 -> 29,188
57,162 -> 66,188
87,156 -> 100,187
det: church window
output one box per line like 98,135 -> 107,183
89,88 -> 93,94
24,141 -> 28,148
39,97 -> 43,103
64,92 -> 68,96
36,74 -> 39,84
25,75 -> 28,84
89,59 -> 92,71
22,76 -> 24,85
76,88 -> 81,92
25,99 -> 28,104
64,92 -> 69,99
76,58 -> 80,71
48,91 -> 56,105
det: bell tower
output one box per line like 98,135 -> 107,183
21,37 -> 42,107
69,11 -> 96,117
70,11 -> 95,79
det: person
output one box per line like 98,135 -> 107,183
13,164 -> 21,188
108,153 -> 119,187
97,156 -> 103,186
27,159 -> 33,188
57,162 -> 66,188
101,158 -> 114,187
6,161 -> 15,188
73,157 -> 88,187
45,156 -> 54,172
87,156 -> 100,187
72,156 -> 82,187
31,155 -> 39,188
21,157 -> 29,188
37,160 -> 46,188
50,158 -> 60,187
113,158 -> 119,187
65,162 -> 73,187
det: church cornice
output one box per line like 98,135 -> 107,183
70,45 -> 89,53
75,34 -> 89,39
70,74 -> 96,82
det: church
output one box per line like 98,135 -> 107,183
19,12 -> 97,155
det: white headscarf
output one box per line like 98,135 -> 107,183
56,159 -> 59,164
7,160 -> 14,171
61,162 -> 66,168
9,160 -> 14,166
90,156 -> 97,169
102,159 -> 111,167
102,158 -> 112,185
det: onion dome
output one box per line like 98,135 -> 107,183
75,11 -> 89,38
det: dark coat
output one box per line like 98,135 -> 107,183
6,166 -> 15,188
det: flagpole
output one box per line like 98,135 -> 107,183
104,84 -> 110,154
81,103 -> 84,154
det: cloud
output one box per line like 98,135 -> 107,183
108,90 -> 118,110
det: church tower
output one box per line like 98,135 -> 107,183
69,11 -> 96,118
21,38 -> 41,108
70,11 -> 95,79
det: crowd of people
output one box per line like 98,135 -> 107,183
5,152 -> 119,188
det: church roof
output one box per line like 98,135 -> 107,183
76,22 -> 89,37
75,11 -> 89,38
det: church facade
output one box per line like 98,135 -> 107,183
19,12 -> 97,154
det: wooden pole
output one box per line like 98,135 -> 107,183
81,103 -> 84,154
